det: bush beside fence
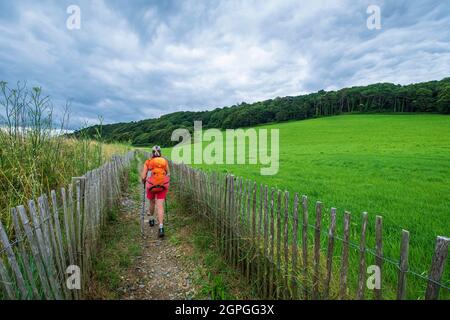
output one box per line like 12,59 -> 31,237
0,151 -> 135,299
170,161 -> 449,300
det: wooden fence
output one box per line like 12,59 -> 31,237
170,162 -> 449,300
0,151 -> 135,299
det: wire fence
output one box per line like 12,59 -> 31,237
168,160 -> 449,300
0,151 -> 135,300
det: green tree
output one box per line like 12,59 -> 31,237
437,84 -> 450,113
413,88 -> 433,111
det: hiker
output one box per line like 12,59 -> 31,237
141,145 -> 170,238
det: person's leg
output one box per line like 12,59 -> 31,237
156,189 -> 168,237
155,199 -> 164,226
149,199 -> 155,216
147,188 -> 155,216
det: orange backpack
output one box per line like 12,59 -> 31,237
146,157 -> 170,193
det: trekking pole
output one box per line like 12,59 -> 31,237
165,196 -> 169,224
140,182 -> 146,237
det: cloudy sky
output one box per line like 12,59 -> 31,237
0,0 -> 449,129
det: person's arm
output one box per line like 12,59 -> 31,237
141,163 -> 149,184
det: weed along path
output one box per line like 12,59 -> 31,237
89,160 -> 253,300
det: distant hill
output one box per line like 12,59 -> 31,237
74,77 -> 450,147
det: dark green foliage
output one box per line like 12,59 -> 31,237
74,77 -> 450,146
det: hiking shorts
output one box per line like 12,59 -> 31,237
146,188 -> 168,200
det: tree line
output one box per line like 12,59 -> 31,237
75,77 -> 450,147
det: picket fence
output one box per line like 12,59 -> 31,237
169,162 -> 449,300
0,151 -> 135,299
1,150 -> 448,300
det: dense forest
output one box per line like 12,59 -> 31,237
76,77 -> 450,147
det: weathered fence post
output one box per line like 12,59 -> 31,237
374,215 -> 383,300
262,185 -> 269,298
250,182 -> 257,286
224,174 -> 229,260
17,205 -> 53,299
51,190 -> 70,299
257,184 -> 264,295
301,195 -> 309,299
0,254 -> 14,299
10,207 -> 40,299
425,236 -> 449,300
62,186 -> 77,299
245,180 -> 253,282
324,207 -> 337,299
228,176 -> 235,264
283,191 -> 290,299
312,201 -> 322,300
30,198 -> 62,299
397,229 -> 410,300
235,177 -> 242,270
339,211 -> 351,300
269,188 -> 275,299
290,193 -> 299,299
356,212 -> 368,300
0,218 -> 28,298
276,190 -> 282,299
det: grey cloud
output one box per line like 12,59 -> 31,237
0,0 -> 449,129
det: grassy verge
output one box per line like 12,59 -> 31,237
88,208 -> 141,299
87,156 -> 142,299
169,193 -> 256,300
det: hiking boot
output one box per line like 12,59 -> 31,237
158,227 -> 165,238
149,218 -> 155,227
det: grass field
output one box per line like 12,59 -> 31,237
163,114 -> 450,299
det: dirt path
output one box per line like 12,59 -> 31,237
89,165 -> 253,300
115,186 -> 197,300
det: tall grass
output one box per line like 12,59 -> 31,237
0,81 -> 129,232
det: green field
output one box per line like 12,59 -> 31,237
164,114 -> 450,299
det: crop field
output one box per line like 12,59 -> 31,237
164,114 -> 450,299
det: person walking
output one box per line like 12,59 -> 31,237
141,145 -> 170,238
